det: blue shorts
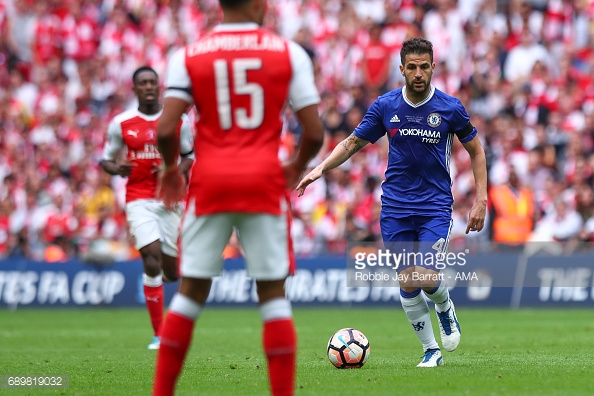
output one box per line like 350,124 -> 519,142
380,212 -> 453,272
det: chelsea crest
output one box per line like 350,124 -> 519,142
427,113 -> 441,127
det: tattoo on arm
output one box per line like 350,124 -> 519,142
340,134 -> 363,158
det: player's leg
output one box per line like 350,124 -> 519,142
160,254 -> 178,283
418,215 -> 461,352
256,279 -> 295,396
382,213 -> 442,367
157,203 -> 183,283
398,266 -> 443,367
153,203 -> 232,396
126,201 -> 166,349
139,241 -> 166,349
237,209 -> 296,396
153,277 -> 211,396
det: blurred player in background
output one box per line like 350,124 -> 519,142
152,0 -> 324,394
101,66 -> 195,350
297,38 -> 488,367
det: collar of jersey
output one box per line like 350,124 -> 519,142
401,85 -> 435,108
213,22 -> 259,32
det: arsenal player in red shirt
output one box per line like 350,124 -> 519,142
152,0 -> 324,394
101,66 -> 195,351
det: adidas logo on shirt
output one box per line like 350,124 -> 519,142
390,114 -> 400,122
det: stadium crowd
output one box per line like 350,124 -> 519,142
2,0 -> 594,262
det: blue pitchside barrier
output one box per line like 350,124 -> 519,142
1,252 -> 594,308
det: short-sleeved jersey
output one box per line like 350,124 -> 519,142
354,85 -> 477,216
102,109 -> 194,203
164,22 -> 320,216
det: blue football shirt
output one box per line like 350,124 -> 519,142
354,85 -> 477,216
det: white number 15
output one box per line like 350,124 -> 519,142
214,58 -> 264,130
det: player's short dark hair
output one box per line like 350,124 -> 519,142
400,37 -> 433,66
132,66 -> 158,85
219,0 -> 251,9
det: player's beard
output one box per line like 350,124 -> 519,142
406,78 -> 429,96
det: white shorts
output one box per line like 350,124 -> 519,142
125,199 -> 182,257
180,199 -> 294,280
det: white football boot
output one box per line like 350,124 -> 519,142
416,348 -> 444,367
148,336 -> 160,350
436,299 -> 461,352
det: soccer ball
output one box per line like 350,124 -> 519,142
327,328 -> 370,368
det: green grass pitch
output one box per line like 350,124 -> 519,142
1,307 -> 593,395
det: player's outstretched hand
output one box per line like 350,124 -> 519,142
158,167 -> 186,210
118,161 -> 137,177
296,166 -> 323,197
466,199 -> 487,234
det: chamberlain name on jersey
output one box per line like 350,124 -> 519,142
354,85 -> 477,216
188,33 -> 286,55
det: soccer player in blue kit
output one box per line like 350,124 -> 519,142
297,38 -> 487,367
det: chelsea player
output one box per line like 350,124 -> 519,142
297,38 -> 487,367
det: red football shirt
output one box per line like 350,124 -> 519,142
102,110 -> 194,203
164,23 -> 320,216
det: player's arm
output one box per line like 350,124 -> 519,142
297,97 -> 385,196
101,158 -> 135,177
462,135 -> 488,234
296,133 -> 369,196
100,119 -> 135,177
157,97 -> 190,208
178,114 -> 195,178
101,159 -> 127,176
158,48 -> 193,170
157,47 -> 194,208
283,41 -> 325,190
158,97 -> 186,170
289,104 -> 325,170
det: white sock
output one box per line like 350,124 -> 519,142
400,289 -> 439,351
260,298 -> 292,322
143,273 -> 163,287
424,283 -> 451,313
169,293 -> 202,320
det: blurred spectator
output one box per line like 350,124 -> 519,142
360,23 -> 391,93
488,167 -> 536,246
8,67 -> 37,114
525,146 -> 554,198
575,184 -> 594,222
532,197 -> 583,242
291,211 -> 316,257
422,0 -> 466,74
0,197 -> 13,258
579,203 -> 594,243
504,29 -> 551,84
488,116 -> 530,186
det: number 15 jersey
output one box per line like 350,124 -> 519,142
164,22 -> 320,216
